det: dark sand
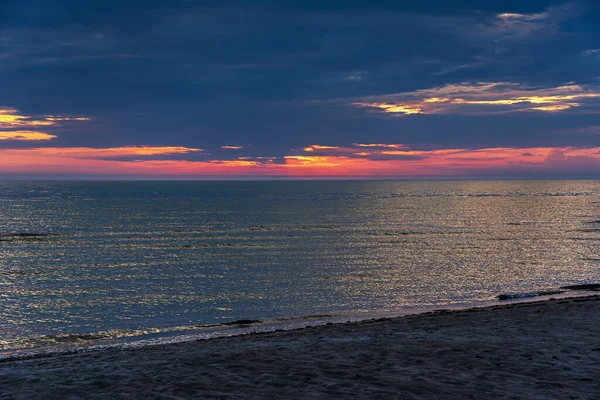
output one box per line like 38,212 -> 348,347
1,296 -> 599,399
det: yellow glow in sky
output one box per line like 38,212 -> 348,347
0,131 -> 57,141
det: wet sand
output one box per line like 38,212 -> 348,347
1,296 -> 599,399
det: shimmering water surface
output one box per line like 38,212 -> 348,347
1,180 -> 599,358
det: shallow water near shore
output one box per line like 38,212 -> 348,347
1,180 -> 599,359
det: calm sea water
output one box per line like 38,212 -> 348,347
1,180 -> 599,358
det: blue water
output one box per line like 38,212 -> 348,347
1,180 -> 599,358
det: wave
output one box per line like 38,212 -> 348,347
0,315 -> 339,363
6,319 -> 264,348
0,316 -> 335,358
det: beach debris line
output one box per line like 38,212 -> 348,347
560,283 -> 600,291
497,291 -> 564,300
498,283 -> 600,300
221,319 -> 262,326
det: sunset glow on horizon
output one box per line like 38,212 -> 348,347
2,143 -> 599,178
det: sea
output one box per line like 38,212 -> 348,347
1,180 -> 599,360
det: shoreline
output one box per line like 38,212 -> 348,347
2,289 -> 597,364
1,295 -> 599,398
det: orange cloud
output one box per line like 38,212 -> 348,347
0,109 -> 53,128
0,108 -> 91,128
209,159 -> 261,167
45,117 -> 91,122
284,155 -> 349,167
352,102 -> 422,115
301,144 -> 408,155
0,130 -> 57,141
222,145 -> 244,150
354,143 -> 407,149
0,107 -> 90,141
530,104 -> 575,111
3,146 -> 202,159
303,145 -> 340,152
352,83 -> 600,115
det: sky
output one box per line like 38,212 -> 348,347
1,0 -> 599,179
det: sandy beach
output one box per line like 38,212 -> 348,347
1,295 -> 599,399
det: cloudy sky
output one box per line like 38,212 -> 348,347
1,0 -> 599,178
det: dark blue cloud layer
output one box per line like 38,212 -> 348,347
0,0 -> 598,154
